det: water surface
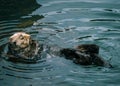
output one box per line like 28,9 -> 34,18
0,0 -> 120,86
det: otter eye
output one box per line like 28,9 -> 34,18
19,35 -> 24,40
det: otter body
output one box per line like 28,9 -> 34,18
6,32 -> 112,67
60,48 -> 112,67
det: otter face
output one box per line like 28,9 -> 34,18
9,32 -> 31,48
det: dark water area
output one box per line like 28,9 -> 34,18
0,0 -> 120,86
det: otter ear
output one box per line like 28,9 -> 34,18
25,34 -> 31,39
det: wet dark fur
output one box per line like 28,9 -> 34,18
60,47 -> 112,67
7,40 -> 42,63
7,40 -> 112,67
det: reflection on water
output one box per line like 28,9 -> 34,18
0,0 -> 120,86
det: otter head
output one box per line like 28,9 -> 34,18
9,32 -> 32,49
7,32 -> 39,61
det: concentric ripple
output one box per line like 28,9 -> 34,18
0,0 -> 120,86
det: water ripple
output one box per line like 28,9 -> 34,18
0,0 -> 120,86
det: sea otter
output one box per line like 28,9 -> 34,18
6,32 -> 112,67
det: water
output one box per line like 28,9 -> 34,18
0,0 -> 120,86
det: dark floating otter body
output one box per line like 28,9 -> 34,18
6,41 -> 112,67
60,47 -> 112,67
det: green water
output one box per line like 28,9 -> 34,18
0,0 -> 120,86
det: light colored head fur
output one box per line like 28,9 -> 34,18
9,32 -> 31,48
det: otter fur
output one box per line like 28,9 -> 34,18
7,32 -> 112,67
